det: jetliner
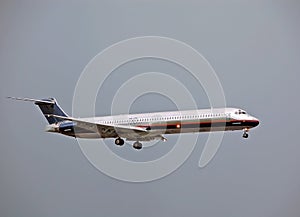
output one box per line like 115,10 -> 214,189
8,97 -> 259,150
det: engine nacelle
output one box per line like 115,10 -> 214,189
58,122 -> 75,133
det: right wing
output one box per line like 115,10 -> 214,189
51,115 -> 166,141
50,115 -> 149,138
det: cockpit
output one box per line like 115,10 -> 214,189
234,109 -> 247,115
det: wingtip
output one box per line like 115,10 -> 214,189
6,96 -> 21,101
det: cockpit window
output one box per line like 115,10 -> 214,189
235,110 -> 246,115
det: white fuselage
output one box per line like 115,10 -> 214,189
58,108 -> 259,140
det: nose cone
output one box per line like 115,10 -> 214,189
252,117 -> 260,127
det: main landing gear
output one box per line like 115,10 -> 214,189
114,138 -> 143,150
115,137 -> 124,146
242,128 -> 249,138
133,141 -> 142,150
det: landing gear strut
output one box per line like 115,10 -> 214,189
242,128 -> 249,138
133,141 -> 142,150
115,137 -> 124,146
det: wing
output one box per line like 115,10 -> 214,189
50,115 -> 150,139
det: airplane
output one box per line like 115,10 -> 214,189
7,97 -> 259,150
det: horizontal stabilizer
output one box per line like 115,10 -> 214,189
7,96 -> 68,124
7,96 -> 55,104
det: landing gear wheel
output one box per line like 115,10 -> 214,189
243,133 -> 249,138
133,141 -> 142,150
115,138 -> 124,146
242,128 -> 249,139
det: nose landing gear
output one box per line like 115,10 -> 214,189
242,128 -> 249,138
243,132 -> 249,138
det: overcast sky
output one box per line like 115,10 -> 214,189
1,1 -> 300,217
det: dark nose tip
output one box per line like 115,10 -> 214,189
254,119 -> 260,127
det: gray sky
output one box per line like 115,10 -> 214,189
1,0 -> 300,216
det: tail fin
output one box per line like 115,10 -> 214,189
7,97 -> 68,124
